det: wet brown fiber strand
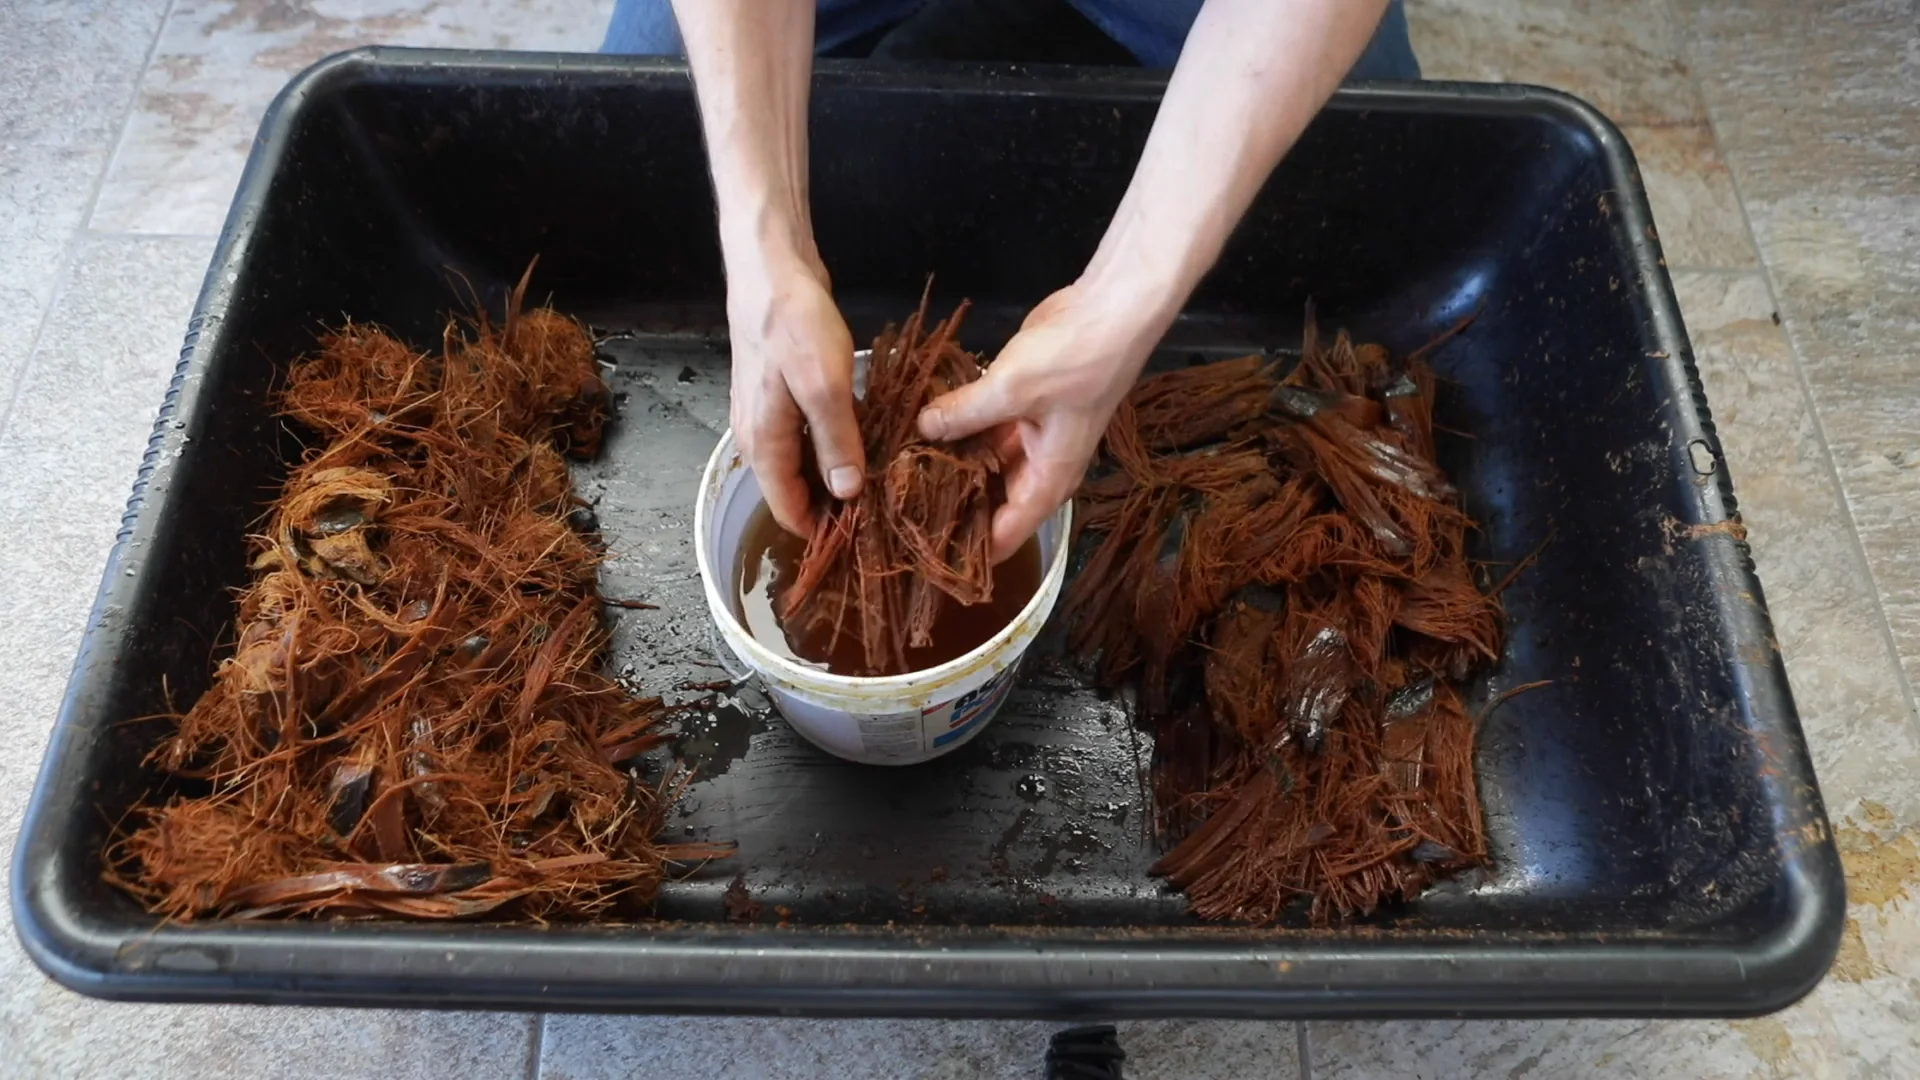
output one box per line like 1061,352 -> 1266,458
1063,307 -> 1504,925
107,267 -> 731,921
779,288 -> 1004,677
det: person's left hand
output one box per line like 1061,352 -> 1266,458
916,283 -> 1165,563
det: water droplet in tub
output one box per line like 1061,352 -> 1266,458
1015,774 -> 1048,802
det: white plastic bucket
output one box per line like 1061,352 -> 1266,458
693,429 -> 1072,766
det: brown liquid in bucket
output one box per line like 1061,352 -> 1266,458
734,503 -> 1041,677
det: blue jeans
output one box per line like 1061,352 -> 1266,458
603,0 -> 1420,80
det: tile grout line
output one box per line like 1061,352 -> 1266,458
0,0 -> 180,442
525,1014 -> 547,1080
1661,0 -> 1920,737
1665,265 -> 1779,277
83,231 -> 223,242
85,0 -> 183,238
1295,1021 -> 1312,1080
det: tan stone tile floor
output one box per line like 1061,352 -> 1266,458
2,1 -> 1912,1075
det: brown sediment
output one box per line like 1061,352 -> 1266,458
105,267 -> 730,922
777,288 -> 1019,678
1062,306 -> 1505,925
722,874 -> 762,923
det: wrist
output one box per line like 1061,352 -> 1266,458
719,191 -> 822,270
1071,254 -> 1189,366
1075,205 -> 1217,345
719,209 -> 828,304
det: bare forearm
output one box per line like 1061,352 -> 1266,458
671,0 -> 820,273
1081,0 -> 1389,331
674,1 -> 861,526
916,0 -> 1392,559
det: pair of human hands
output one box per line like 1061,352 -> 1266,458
728,254 -> 1156,563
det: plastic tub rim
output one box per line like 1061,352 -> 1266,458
8,47 -> 1847,1020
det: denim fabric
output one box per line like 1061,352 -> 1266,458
605,0 -> 927,56
603,0 -> 1420,80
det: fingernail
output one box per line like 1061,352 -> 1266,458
828,466 -> 862,500
918,407 -> 944,439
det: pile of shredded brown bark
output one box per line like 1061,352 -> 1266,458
1064,308 -> 1504,925
108,272 -> 730,921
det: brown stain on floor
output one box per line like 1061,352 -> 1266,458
1732,1016 -> 1796,1076
1835,800 -> 1920,908
1829,917 -> 1877,983
1820,799 -> 1917,985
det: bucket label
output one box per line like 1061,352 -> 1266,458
852,712 -> 926,757
845,664 -> 1018,760
926,665 -> 1017,751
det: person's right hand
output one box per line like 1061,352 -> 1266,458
727,253 -> 863,537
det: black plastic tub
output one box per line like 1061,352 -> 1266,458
12,48 -> 1842,1018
